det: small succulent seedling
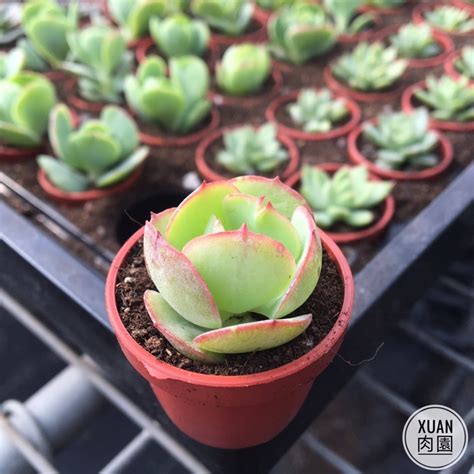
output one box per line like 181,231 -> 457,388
191,0 -> 253,36
216,43 -> 271,96
37,104 -> 149,192
256,0 -> 296,11
217,123 -> 288,174
455,46 -> 474,79
149,13 -> 210,58
362,108 -> 441,170
332,41 -> 407,91
0,49 -> 25,79
414,75 -> 474,122
287,88 -> 349,133
363,0 -> 406,7
62,24 -> 133,103
0,72 -> 57,147
268,3 -> 336,65
143,176 -> 322,362
424,6 -> 474,33
390,23 -> 441,59
323,0 -> 374,35
300,165 -> 393,228
124,55 -> 211,134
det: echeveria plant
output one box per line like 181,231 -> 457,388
216,43 -> 271,96
124,55 -> 211,134
268,3 -> 337,65
300,165 -> 393,228
38,104 -> 149,192
0,49 -> 25,79
424,6 -> 474,33
362,108 -> 440,170
323,0 -> 374,35
332,42 -> 407,91
414,75 -> 474,122
455,46 -> 474,79
0,72 -> 57,147
143,176 -> 322,361
287,88 -> 349,133
62,24 -> 133,103
217,123 -> 288,174
191,0 -> 254,36
149,13 -> 210,58
390,23 -> 441,59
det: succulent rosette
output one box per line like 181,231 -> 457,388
143,177 -> 322,362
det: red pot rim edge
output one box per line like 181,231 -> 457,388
285,162 -> 395,244
401,80 -> 474,132
209,12 -> 266,47
265,89 -> 361,142
105,224 -> 354,387
323,66 -> 404,103
444,50 -> 474,84
347,122 -> 454,181
195,125 -> 300,183
37,165 -> 143,204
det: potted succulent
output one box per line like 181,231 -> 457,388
211,43 -> 282,107
61,24 -> 133,114
191,0 -> 265,46
286,163 -> 395,244
360,0 -> 408,15
37,104 -> 149,203
195,122 -> 299,182
0,72 -> 57,161
265,87 -> 361,142
105,176 -> 354,448
444,46 -> 474,84
254,0 -> 297,22
412,4 -> 474,37
0,49 -> 25,80
348,108 -> 453,180
124,55 -> 220,147
401,75 -> 474,132
0,5 -> 23,46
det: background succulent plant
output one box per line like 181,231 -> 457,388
124,55 -> 211,134
191,0 -> 253,36
390,23 -> 441,59
0,6 -> 14,36
217,123 -> 288,174
62,24 -> 132,103
143,177 -> 322,361
362,108 -> 441,170
455,46 -> 474,79
0,72 -> 57,147
323,0 -> 374,35
424,6 -> 474,33
149,13 -> 210,58
0,49 -> 25,79
300,165 -> 393,228
268,2 -> 337,65
256,0 -> 297,11
332,41 -> 407,91
216,43 -> 271,96
38,104 -> 149,192
287,88 -> 349,132
414,75 -> 474,122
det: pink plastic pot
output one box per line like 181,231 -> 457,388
195,125 -> 299,183
105,225 -> 354,449
209,13 -> 266,47
265,89 -> 361,142
347,122 -> 454,181
337,13 -> 383,44
401,80 -> 474,132
444,50 -> 474,85
286,162 -> 395,244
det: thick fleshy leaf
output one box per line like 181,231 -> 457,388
137,56 -> 167,83
49,103 -> 73,160
149,208 -> 176,234
37,155 -> 90,192
128,1 -> 168,39
194,314 -> 312,353
143,221 -> 222,329
101,31 -> 125,74
0,121 -> 40,147
100,106 -> 139,157
144,290 -> 223,363
170,55 -> 209,104
182,226 -> 296,314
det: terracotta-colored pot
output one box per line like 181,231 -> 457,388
347,122 -> 453,180
337,13 -> 383,44
452,0 -> 474,14
44,70 -> 69,82
105,225 -> 354,449
324,66 -> 404,103
286,162 -> 395,244
209,13 -> 266,47
401,80 -> 474,132
37,165 -> 144,204
265,89 -> 361,142
64,77 -> 109,115
359,1 -> 409,15
0,143 -> 44,162
254,5 -> 272,23
210,69 -> 283,108
444,50 -> 474,85
195,125 -> 299,183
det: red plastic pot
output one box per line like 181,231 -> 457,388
210,69 -> 283,108
64,77 -> 108,115
195,125 -> 299,183
324,66 -> 404,103
0,143 -> 44,162
337,13 -> 383,44
44,70 -> 69,82
105,225 -> 354,449
37,165 -> 144,204
347,122 -> 454,181
209,13 -> 266,47
444,50 -> 474,85
401,80 -> 474,132
452,0 -> 474,14
286,162 -> 395,244
359,0 -> 410,15
265,89 -> 361,142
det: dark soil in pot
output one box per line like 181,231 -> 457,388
115,239 -> 344,376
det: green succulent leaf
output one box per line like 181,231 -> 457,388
49,103 -> 73,160
101,106 -> 139,158
425,6 -> 474,33
0,121 -> 41,147
455,46 -> 474,79
37,154 -> 90,192
390,23 -> 440,59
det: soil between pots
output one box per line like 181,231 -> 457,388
116,238 -> 344,376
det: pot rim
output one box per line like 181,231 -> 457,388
0,143 -> 44,162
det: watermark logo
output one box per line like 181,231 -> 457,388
403,405 -> 468,470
